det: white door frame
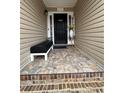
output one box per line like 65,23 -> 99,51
47,11 -> 74,45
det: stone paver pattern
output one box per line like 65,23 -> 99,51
21,46 -> 103,74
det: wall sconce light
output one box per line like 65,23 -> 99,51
44,10 -> 48,15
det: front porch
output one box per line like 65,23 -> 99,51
21,46 -> 103,74
20,0 -> 104,92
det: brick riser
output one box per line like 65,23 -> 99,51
20,72 -> 104,81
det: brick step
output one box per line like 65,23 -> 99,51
20,72 -> 104,93
20,72 -> 104,81
20,81 -> 103,92
21,79 -> 103,86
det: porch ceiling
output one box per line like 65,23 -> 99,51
43,0 -> 77,8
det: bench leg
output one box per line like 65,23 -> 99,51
31,55 -> 34,61
45,54 -> 47,61
52,45 -> 53,50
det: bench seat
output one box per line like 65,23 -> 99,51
30,40 -> 53,61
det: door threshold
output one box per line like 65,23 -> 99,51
54,44 -> 68,46
54,44 -> 67,49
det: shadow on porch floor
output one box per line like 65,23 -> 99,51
21,46 -> 103,74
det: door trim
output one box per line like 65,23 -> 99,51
47,11 -> 74,45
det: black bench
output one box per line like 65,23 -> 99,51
30,40 -> 53,61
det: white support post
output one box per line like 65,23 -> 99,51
30,55 -> 34,61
